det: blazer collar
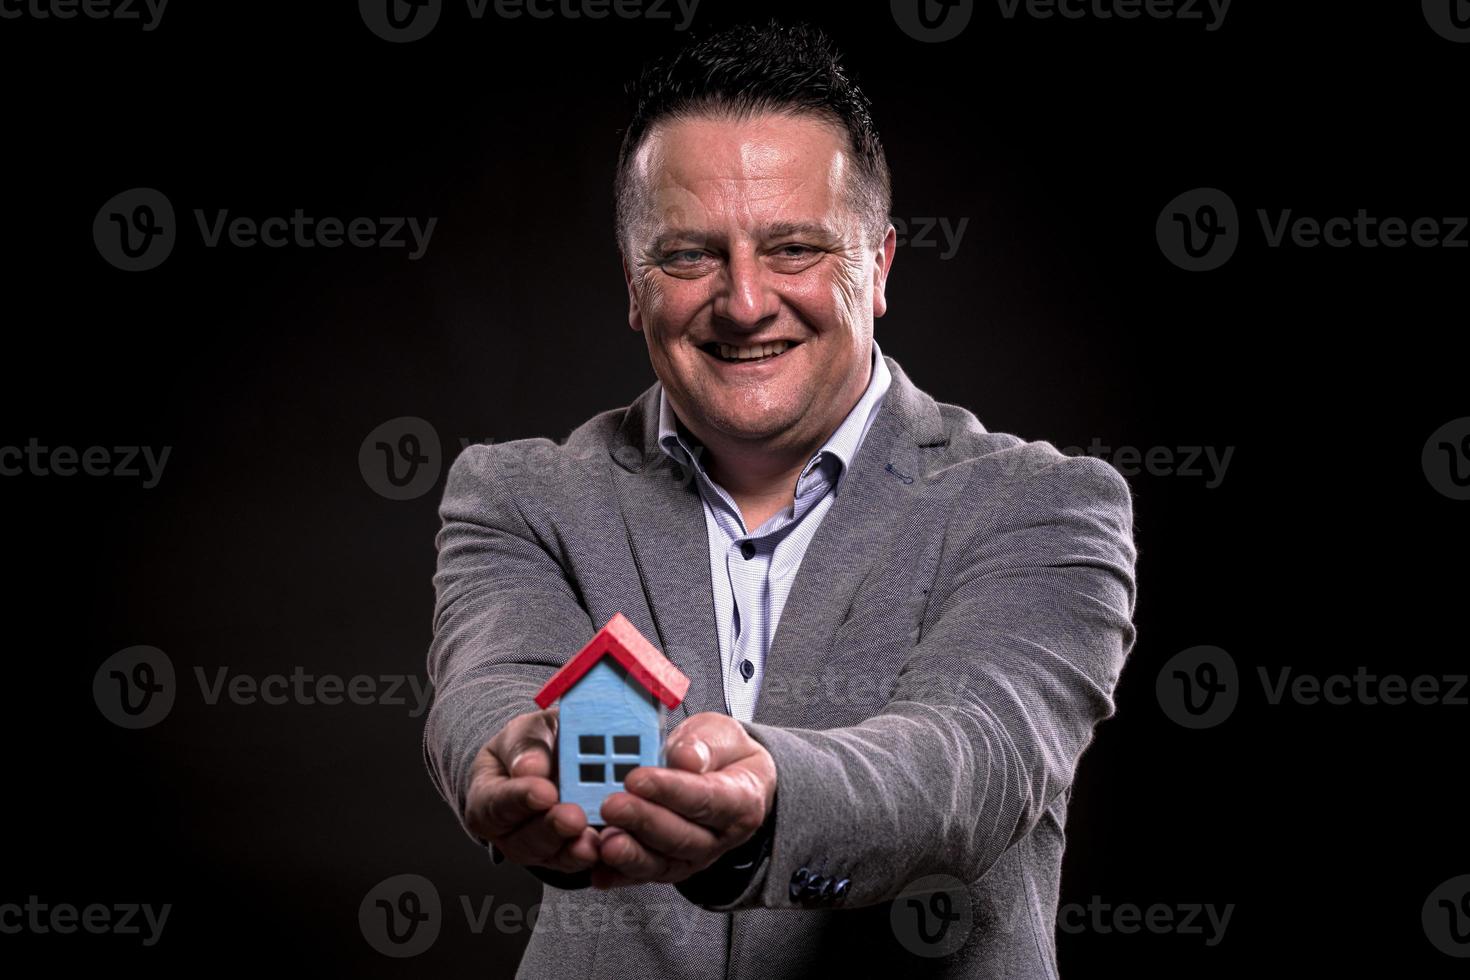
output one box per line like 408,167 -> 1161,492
607,351 -> 951,723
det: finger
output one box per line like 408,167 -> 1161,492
622,765 -> 760,833
600,789 -> 719,862
531,817 -> 600,874
498,707 -> 559,780
497,802 -> 589,868
665,712 -> 751,774
466,707 -> 560,836
468,775 -> 558,840
596,824 -> 676,882
466,740 -> 509,797
559,826 -> 600,869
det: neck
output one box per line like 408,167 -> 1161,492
674,356 -> 873,529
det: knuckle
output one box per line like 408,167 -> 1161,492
732,810 -> 762,838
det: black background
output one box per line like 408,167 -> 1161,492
2,0 -> 1466,975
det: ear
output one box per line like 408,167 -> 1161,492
621,252 -> 644,332
871,224 -> 897,319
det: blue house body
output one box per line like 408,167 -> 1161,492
534,613 -> 691,827
557,659 -> 664,825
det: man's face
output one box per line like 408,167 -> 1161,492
621,112 -> 895,455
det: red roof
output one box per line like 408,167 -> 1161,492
534,612 -> 690,711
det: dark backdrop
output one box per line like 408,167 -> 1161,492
2,0 -> 1466,975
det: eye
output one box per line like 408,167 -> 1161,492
769,243 -> 824,270
659,249 -> 716,276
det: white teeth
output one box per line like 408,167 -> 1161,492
715,341 -> 792,361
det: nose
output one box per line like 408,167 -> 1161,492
712,247 -> 780,330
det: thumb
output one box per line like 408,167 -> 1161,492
505,706 -> 559,778
666,712 -> 749,773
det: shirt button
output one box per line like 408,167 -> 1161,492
740,659 -> 755,681
739,540 -> 756,560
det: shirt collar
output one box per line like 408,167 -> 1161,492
656,337 -> 892,482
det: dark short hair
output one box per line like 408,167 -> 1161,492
614,20 -> 892,253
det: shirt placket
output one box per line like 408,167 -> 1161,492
724,535 -> 767,722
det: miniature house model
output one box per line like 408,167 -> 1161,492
534,612 -> 690,826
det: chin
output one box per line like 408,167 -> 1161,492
714,410 -> 801,443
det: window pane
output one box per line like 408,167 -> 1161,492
613,763 -> 638,783
612,735 -> 640,755
579,735 -> 604,755
578,763 -> 605,783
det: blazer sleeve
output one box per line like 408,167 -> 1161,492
422,442 -> 597,888
691,450 -> 1138,911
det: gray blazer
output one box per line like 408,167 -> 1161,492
424,353 -> 1138,979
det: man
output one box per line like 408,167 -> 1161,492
424,20 -> 1137,978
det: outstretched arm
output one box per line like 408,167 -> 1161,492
422,441 -> 600,888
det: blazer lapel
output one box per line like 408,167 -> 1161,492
608,384 -> 725,723
758,356 -> 950,725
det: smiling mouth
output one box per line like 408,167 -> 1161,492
699,340 -> 800,363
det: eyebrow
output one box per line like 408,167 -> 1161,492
651,221 -> 839,251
